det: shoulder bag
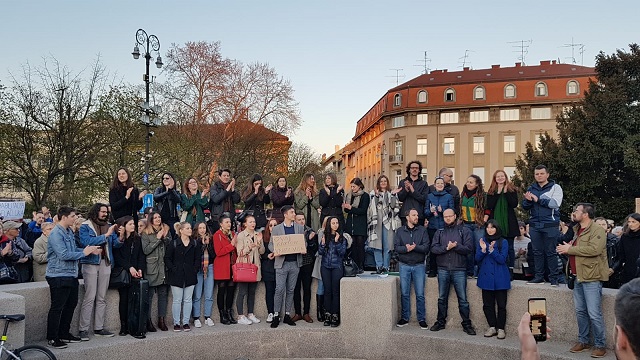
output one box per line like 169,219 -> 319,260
232,255 -> 258,282
343,256 -> 359,277
0,261 -> 20,284
109,267 -> 131,289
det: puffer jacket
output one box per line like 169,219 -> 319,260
424,190 -> 454,230
318,232 -> 347,269
522,180 -> 563,227
475,238 -> 511,291
431,223 -> 473,271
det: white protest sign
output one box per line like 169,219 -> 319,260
0,201 -> 26,220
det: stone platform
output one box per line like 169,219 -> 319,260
0,276 -> 619,359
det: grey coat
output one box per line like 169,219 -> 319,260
268,222 -> 305,269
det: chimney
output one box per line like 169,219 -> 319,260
491,64 -> 500,69
540,60 -> 551,66
552,60 -> 557,64
334,145 -> 340,153
443,69 -> 448,73
463,67 -> 470,71
515,62 -> 521,67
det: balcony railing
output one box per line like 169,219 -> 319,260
388,154 -> 403,163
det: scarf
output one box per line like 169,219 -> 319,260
90,218 -> 110,265
346,189 -> 365,209
201,236 -> 211,278
493,191 -> 510,237
217,181 -> 233,213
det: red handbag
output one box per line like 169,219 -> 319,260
232,256 -> 258,282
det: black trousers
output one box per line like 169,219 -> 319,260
264,279 -> 276,313
118,286 -> 129,326
482,289 -> 508,330
321,266 -> 343,314
216,280 -> 236,310
427,228 -> 437,274
46,277 -> 79,341
349,235 -> 366,270
293,263 -> 314,315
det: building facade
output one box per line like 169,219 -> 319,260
325,60 -> 595,189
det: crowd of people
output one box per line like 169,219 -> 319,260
1,163 -> 640,358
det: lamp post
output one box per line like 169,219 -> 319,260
132,28 -> 163,190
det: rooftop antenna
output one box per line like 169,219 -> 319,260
387,68 -> 405,86
414,51 -> 432,74
508,39 -> 532,65
578,44 -> 586,66
562,37 -> 585,65
458,50 -> 473,68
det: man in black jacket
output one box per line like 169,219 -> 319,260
427,167 -> 460,277
394,209 -> 430,330
430,209 -> 476,335
397,161 -> 429,226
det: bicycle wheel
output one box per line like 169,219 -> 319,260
14,345 -> 56,360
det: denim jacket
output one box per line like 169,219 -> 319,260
45,224 -> 87,278
78,220 -> 122,266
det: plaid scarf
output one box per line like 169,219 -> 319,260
201,236 -> 211,278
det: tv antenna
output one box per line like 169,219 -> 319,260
562,38 -> 586,65
387,68 -> 405,85
415,51 -> 432,74
508,39 -> 533,65
458,50 -> 474,68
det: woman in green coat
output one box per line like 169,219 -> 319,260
294,173 -> 321,231
180,177 -> 210,226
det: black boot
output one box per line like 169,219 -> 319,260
227,308 -> 237,324
219,309 -> 230,325
330,313 -> 340,327
323,312 -> 332,326
146,318 -> 157,332
316,295 -> 325,322
119,322 -> 128,336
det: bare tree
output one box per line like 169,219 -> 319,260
287,142 -> 323,187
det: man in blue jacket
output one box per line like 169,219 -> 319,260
77,203 -> 121,340
522,165 -> 563,286
46,206 -> 102,349
394,209 -> 430,330
430,208 -> 476,335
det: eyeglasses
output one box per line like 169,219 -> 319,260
410,167 -> 420,170
443,215 -> 456,218
163,177 -> 171,180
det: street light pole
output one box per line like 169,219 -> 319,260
132,28 -> 163,191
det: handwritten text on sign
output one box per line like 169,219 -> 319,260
272,234 -> 306,255
0,201 -> 26,220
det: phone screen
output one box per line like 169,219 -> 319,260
528,298 -> 547,342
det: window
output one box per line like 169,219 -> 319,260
473,86 -> 485,100
445,88 -> 456,102
417,90 -> 428,103
531,107 -> 552,120
473,167 -> 485,183
534,133 -> 544,150
504,84 -> 516,98
503,167 -> 516,180
535,82 -> 548,96
440,112 -> 459,124
417,139 -> 427,155
394,140 -> 403,156
473,136 -> 485,154
469,110 -> 489,122
394,93 -> 401,107
503,135 -> 516,153
567,80 -> 579,95
500,109 -> 520,121
417,114 -> 428,125
392,116 -> 405,128
395,170 -> 403,186
443,137 -> 455,154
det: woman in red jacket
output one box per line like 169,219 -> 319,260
213,214 -> 237,325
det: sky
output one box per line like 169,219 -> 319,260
2,0 -> 639,157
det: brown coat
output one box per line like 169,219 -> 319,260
235,230 -> 265,281
567,222 -> 610,283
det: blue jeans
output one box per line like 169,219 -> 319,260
529,226 -> 560,283
192,264 -> 214,318
316,279 -> 324,296
464,223 -> 483,276
437,269 -> 471,325
171,285 -> 195,326
399,263 -> 426,322
573,280 -> 606,348
372,228 -> 391,269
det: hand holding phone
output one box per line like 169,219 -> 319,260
528,298 -> 547,342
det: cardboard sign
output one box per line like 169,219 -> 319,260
0,201 -> 26,220
272,234 -> 306,255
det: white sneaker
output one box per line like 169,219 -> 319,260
237,315 -> 252,325
248,314 -> 260,324
205,318 -> 215,327
266,313 -> 274,323
194,319 -> 202,328
484,327 -> 497,337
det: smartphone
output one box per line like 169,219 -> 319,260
528,298 -> 547,342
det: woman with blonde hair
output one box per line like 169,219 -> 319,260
165,222 -> 200,332
141,211 -> 171,332
235,213 -> 265,324
295,173 -> 320,231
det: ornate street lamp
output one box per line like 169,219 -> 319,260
132,28 -> 162,190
